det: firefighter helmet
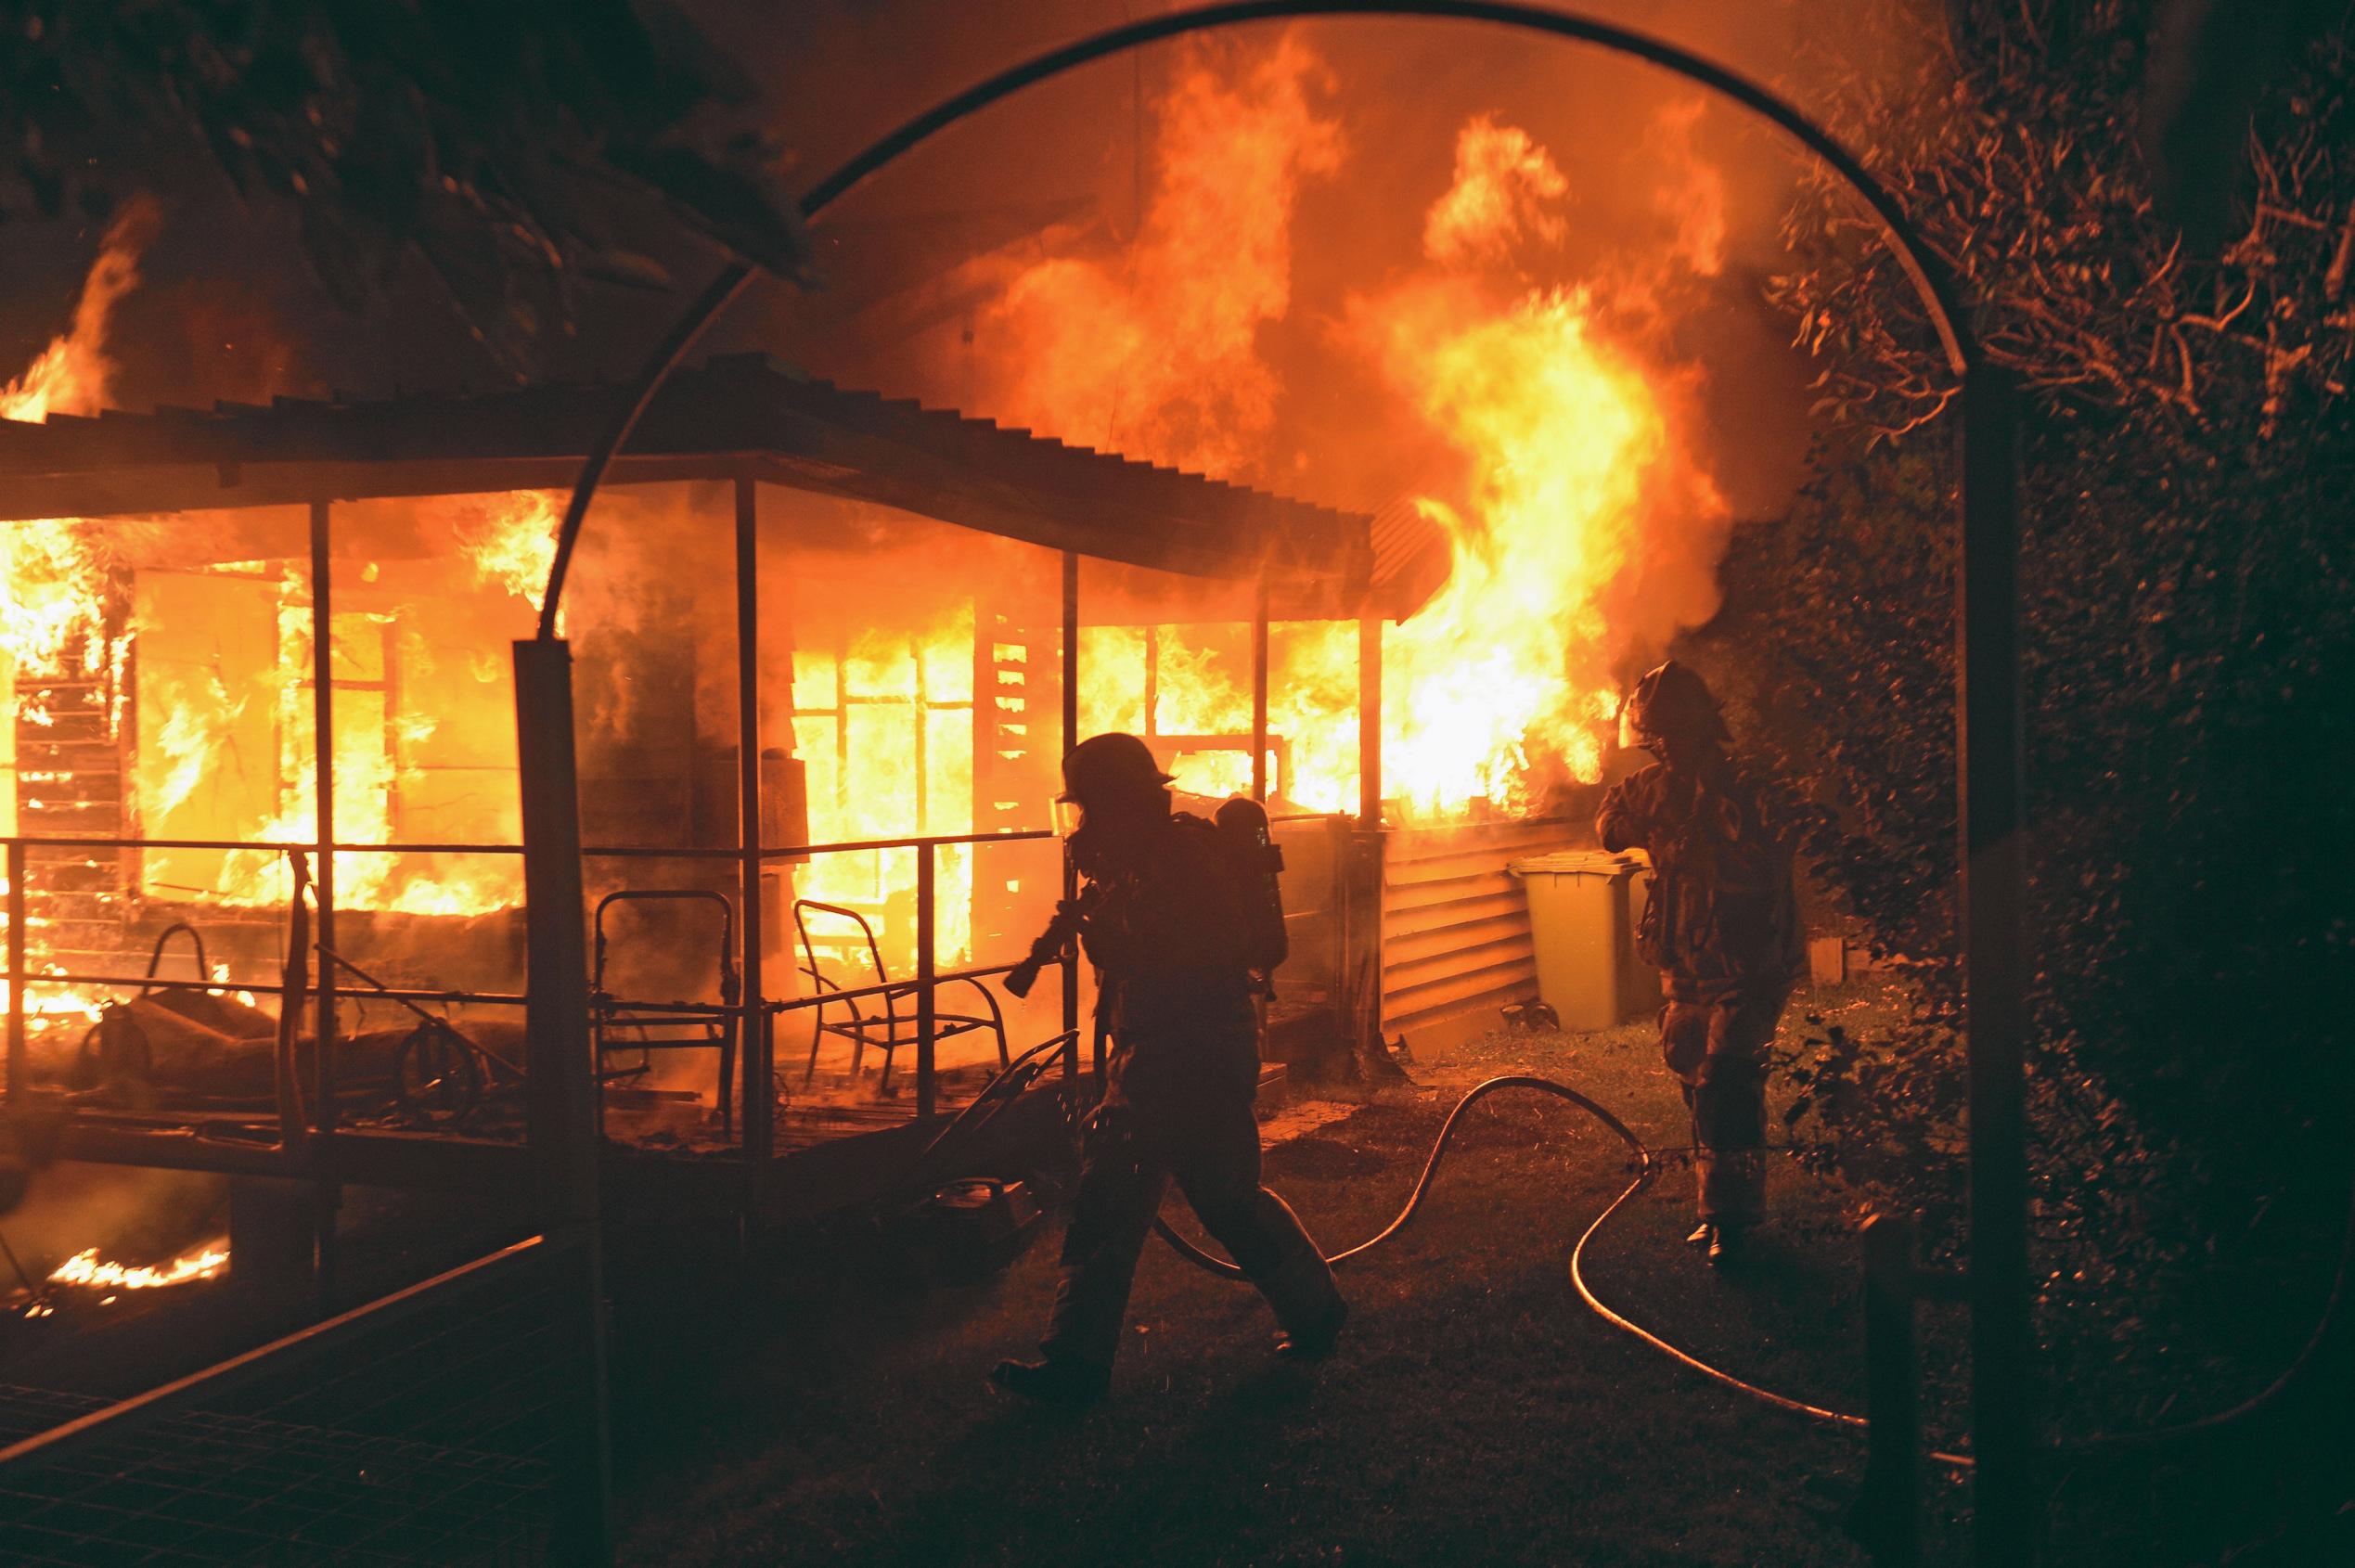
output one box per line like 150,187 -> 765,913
1618,660 -> 1730,752
1058,732 -> 1174,804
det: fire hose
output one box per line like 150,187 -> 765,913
917,1056 -> 2350,1475
1147,1074 -> 2354,1471
1145,1073 -> 1977,1470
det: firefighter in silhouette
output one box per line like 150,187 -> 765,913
1598,662 -> 1805,1266
992,733 -> 1345,1405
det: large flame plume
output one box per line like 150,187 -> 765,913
1356,278 -> 1727,814
967,41 -> 1730,820
969,37 -> 1341,479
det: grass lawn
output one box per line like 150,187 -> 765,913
603,1015 -> 1953,1567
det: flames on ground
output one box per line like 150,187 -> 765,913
46,1240 -> 229,1293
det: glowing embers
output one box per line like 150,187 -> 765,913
47,1240 -> 230,1293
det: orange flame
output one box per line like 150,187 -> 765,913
970,35 -> 1341,478
972,47 -> 1731,823
49,1240 -> 229,1292
1345,110 -> 1729,815
1422,116 -> 1568,268
0,198 -> 157,426
0,200 -> 157,714
1352,279 -> 1725,815
791,611 -> 978,972
1653,99 -> 1727,279
452,491 -> 562,618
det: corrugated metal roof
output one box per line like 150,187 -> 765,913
1367,490 -> 1452,621
0,353 -> 1375,603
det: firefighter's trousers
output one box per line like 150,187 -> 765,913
1659,985 -> 1791,1229
1042,988 -> 1342,1371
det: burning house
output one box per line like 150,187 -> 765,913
0,347 -> 1491,1226
0,32 -> 1754,1269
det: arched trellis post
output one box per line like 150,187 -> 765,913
513,6 -> 2030,1560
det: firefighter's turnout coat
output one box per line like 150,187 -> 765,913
1040,814 -> 1341,1370
1598,759 -> 1806,1227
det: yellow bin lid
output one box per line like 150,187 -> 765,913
1507,850 -> 1648,877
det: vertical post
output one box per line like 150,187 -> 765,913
916,842 -> 937,1123
6,839 -> 22,1103
276,853 -> 311,1153
549,1231 -> 616,1567
309,499 -> 339,1303
1251,578 -> 1270,803
1858,1214 -> 1924,1568
309,500 -> 337,1135
1143,624 -> 1160,743
735,476 -> 770,1215
513,640 -> 599,1230
1959,364 -> 2033,1564
1357,616 -> 1382,829
1060,551 -> 1082,1094
1354,615 -> 1385,1067
511,639 -> 613,1561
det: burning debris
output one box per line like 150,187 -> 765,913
46,1239 -> 227,1293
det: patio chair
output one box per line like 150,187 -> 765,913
794,899 -> 1009,1093
590,890 -> 740,1135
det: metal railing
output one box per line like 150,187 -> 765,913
2,825 -> 1075,1163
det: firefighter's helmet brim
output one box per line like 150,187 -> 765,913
1058,732 -> 1176,802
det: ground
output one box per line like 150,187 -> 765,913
601,1013 -> 1980,1567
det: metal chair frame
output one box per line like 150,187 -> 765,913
792,898 -> 1008,1092
590,889 -> 740,1135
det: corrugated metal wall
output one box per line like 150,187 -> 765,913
1380,816 -> 1581,1036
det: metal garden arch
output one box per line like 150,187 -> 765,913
516,6 -> 2031,1560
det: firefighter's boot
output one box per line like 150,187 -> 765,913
1273,1298 -> 1348,1360
990,1356 -> 1111,1407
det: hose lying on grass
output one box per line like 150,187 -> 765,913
1144,1073 -> 2353,1471
913,1055 -> 2349,1468
1148,1074 -> 1970,1471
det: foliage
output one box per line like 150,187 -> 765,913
0,0 -> 814,372
1778,0 -> 2355,445
1697,0 -> 2355,1375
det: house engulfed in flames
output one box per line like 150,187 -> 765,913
1,349 -> 1628,1207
